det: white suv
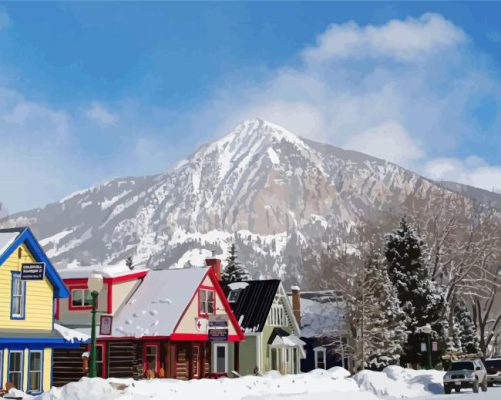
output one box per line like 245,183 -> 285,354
485,358 -> 501,386
443,359 -> 488,394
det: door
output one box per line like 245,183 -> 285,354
192,344 -> 201,379
271,348 -> 279,371
213,343 -> 227,374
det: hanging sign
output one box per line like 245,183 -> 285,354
21,263 -> 45,280
432,341 -> 438,352
99,315 -> 113,335
420,342 -> 427,352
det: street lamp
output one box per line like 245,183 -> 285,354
87,272 -> 104,378
419,323 -> 433,370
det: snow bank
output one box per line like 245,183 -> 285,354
27,367 -> 446,400
353,366 -> 445,398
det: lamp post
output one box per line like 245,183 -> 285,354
420,323 -> 433,370
87,272 -> 104,378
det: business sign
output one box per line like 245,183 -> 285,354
209,319 -> 228,328
208,328 -> 228,342
432,341 -> 438,352
99,315 -> 113,335
21,263 -> 45,280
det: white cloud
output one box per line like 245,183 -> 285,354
424,156 -> 501,193
344,121 -> 424,167
86,102 -> 118,126
0,7 -> 10,30
302,13 -> 466,63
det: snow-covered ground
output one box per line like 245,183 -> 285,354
10,366 -> 500,400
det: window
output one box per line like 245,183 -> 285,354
268,303 -> 285,326
314,347 -> 326,369
11,272 -> 26,319
213,343 -> 227,373
8,351 -> 23,390
96,344 -> 105,378
70,288 -> 93,308
228,289 -> 241,303
199,289 -> 215,315
144,344 -> 159,373
28,351 -> 42,394
192,344 -> 200,378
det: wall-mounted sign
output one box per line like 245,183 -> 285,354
99,315 -> 113,335
209,319 -> 228,328
195,318 -> 208,332
21,263 -> 45,280
208,328 -> 228,342
420,342 -> 427,352
432,341 -> 438,352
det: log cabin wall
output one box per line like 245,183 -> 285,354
52,345 -> 87,387
107,340 -> 143,378
175,343 -> 189,380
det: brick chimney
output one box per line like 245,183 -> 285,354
206,257 -> 222,281
291,285 -> 301,327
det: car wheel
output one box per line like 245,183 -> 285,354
455,387 -> 461,393
473,380 -> 479,393
482,379 -> 488,392
444,386 -> 451,394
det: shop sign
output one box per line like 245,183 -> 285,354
208,328 -> 228,342
21,263 -> 45,280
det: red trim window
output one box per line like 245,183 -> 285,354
144,342 -> 161,374
69,286 -> 94,310
198,287 -> 215,317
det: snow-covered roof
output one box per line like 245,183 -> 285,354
54,323 -> 91,343
112,267 -> 209,338
0,230 -> 20,256
291,295 -> 345,338
57,263 -> 149,280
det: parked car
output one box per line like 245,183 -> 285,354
485,357 -> 501,386
443,359 -> 488,394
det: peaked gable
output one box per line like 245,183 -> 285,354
0,227 -> 69,298
171,268 -> 245,341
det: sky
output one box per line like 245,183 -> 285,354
1,1 -> 501,213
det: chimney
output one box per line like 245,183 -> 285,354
205,256 -> 222,281
291,285 -> 301,327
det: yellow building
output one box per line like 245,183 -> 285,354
0,227 -> 88,394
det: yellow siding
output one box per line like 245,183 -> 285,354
0,243 -> 54,331
43,348 -> 52,392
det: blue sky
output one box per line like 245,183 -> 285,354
1,2 -> 501,213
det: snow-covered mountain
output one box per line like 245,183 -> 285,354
1,119 -> 497,286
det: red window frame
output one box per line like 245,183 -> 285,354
143,342 -> 161,374
68,285 -> 95,311
197,286 -> 216,317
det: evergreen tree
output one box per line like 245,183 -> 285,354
363,250 -> 408,370
384,217 -> 446,367
221,242 -> 249,283
453,300 -> 480,354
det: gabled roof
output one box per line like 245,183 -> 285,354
0,227 -> 69,298
224,279 -> 280,333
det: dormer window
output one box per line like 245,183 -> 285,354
228,289 -> 242,303
199,288 -> 215,315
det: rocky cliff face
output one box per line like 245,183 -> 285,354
2,119 -> 496,286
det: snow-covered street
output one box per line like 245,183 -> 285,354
19,367 -> 500,400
